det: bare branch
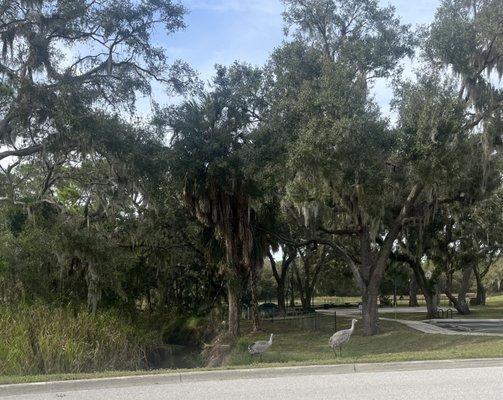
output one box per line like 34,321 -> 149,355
0,144 -> 43,161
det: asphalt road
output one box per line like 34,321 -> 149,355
4,363 -> 503,400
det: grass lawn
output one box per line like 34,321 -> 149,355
3,296 -> 503,386
230,316 -> 503,368
459,295 -> 503,318
231,294 -> 503,367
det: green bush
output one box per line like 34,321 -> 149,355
162,316 -> 211,346
0,305 -> 162,376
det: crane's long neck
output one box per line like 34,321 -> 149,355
350,320 -> 356,332
269,334 -> 273,344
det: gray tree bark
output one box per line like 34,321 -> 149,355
268,249 -> 296,316
227,281 -> 242,338
473,264 -> 487,306
361,284 -> 380,335
444,267 -> 472,315
85,261 -> 100,315
250,262 -> 261,332
409,272 -> 419,307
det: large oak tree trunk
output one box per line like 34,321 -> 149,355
359,228 -> 382,336
409,272 -> 419,307
362,285 -> 380,336
294,263 -> 310,312
289,272 -> 296,308
319,184 -> 424,336
473,264 -> 486,306
294,248 -> 326,313
444,267 -> 471,315
277,281 -> 286,316
457,266 -> 472,314
425,294 -> 438,318
408,261 -> 438,318
227,281 -> 242,338
301,287 -> 313,312
361,184 -> 425,335
268,250 -> 296,317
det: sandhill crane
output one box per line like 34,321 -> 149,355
329,319 -> 357,356
248,333 -> 273,361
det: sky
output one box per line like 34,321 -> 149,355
146,0 -> 442,114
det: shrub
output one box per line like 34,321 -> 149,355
0,305 -> 161,376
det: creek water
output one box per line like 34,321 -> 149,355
147,345 -> 202,369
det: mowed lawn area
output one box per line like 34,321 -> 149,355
230,295 -> 503,367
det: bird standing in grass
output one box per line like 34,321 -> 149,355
329,319 -> 357,357
248,333 -> 273,361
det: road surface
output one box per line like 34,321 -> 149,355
3,360 -> 503,400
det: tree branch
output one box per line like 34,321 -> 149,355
0,144 -> 43,161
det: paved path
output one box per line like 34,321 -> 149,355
319,308 -> 503,336
3,359 -> 503,400
380,317 -> 503,336
318,306 -> 428,316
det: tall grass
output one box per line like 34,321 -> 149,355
0,305 -> 162,376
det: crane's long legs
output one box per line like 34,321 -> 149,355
339,347 -> 342,357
